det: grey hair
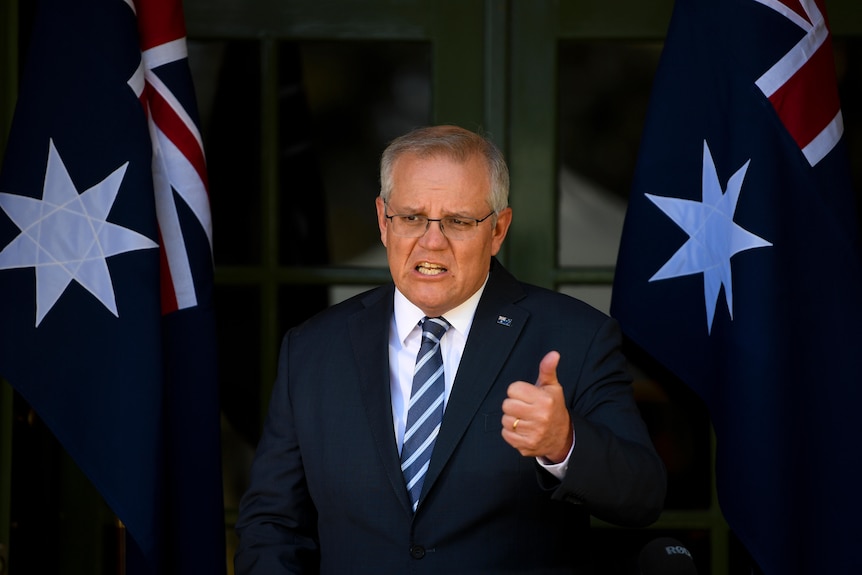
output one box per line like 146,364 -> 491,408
379,125 -> 509,213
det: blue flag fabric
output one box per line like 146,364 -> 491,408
0,1 -> 224,573
611,0 -> 862,573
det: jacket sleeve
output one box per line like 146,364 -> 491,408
234,333 -> 320,574
548,316 -> 667,528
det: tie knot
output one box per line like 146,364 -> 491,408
421,316 -> 450,341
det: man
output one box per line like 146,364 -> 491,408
235,125 -> 666,574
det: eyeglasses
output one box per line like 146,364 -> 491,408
384,207 -> 496,241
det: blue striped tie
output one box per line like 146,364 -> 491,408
401,316 -> 450,512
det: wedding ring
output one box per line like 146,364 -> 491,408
512,418 -> 520,431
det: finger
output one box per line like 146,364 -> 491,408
501,414 -> 522,433
535,350 -> 561,388
504,381 -> 537,405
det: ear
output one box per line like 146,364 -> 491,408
490,207 -> 512,256
375,197 -> 389,247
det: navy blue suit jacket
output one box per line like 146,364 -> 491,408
235,260 -> 666,574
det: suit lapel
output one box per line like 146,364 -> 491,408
348,285 -> 414,513
422,261 -> 527,502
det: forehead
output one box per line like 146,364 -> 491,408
389,152 -> 490,209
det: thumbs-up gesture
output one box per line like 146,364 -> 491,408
501,351 -> 573,463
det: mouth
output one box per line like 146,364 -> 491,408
416,262 -> 448,276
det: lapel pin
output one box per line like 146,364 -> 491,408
496,315 -> 513,327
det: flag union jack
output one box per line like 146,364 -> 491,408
754,0 -> 842,166
133,0 -> 213,315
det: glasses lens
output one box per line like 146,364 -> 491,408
441,217 -> 476,240
391,215 -> 427,238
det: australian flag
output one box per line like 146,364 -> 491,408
0,0 -> 225,573
612,0 -> 862,573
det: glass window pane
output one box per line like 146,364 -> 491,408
557,41 -> 661,268
277,283 -> 330,337
189,39 -> 263,267
216,284 -> 261,507
281,40 -> 432,268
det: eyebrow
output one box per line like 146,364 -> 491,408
388,205 -> 481,218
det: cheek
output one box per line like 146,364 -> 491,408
386,237 -> 414,265
463,238 -> 493,263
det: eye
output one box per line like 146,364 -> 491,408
446,217 -> 474,229
401,215 -> 425,225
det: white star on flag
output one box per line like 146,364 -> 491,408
647,140 -> 772,333
0,139 -> 158,326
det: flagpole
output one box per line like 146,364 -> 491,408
0,0 -> 19,563
0,0 -> 18,164
0,381 -> 12,575
709,427 -> 730,575
115,518 -> 126,575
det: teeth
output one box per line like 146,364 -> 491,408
417,262 -> 446,275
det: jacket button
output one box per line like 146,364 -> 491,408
409,545 -> 426,559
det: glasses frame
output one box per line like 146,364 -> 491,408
383,205 -> 497,240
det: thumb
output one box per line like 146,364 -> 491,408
535,350 -> 561,388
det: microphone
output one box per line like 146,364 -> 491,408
638,537 -> 698,575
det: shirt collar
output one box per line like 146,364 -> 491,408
393,276 -> 489,344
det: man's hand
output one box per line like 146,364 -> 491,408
501,351 -> 573,463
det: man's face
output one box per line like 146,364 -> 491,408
376,152 -> 512,318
